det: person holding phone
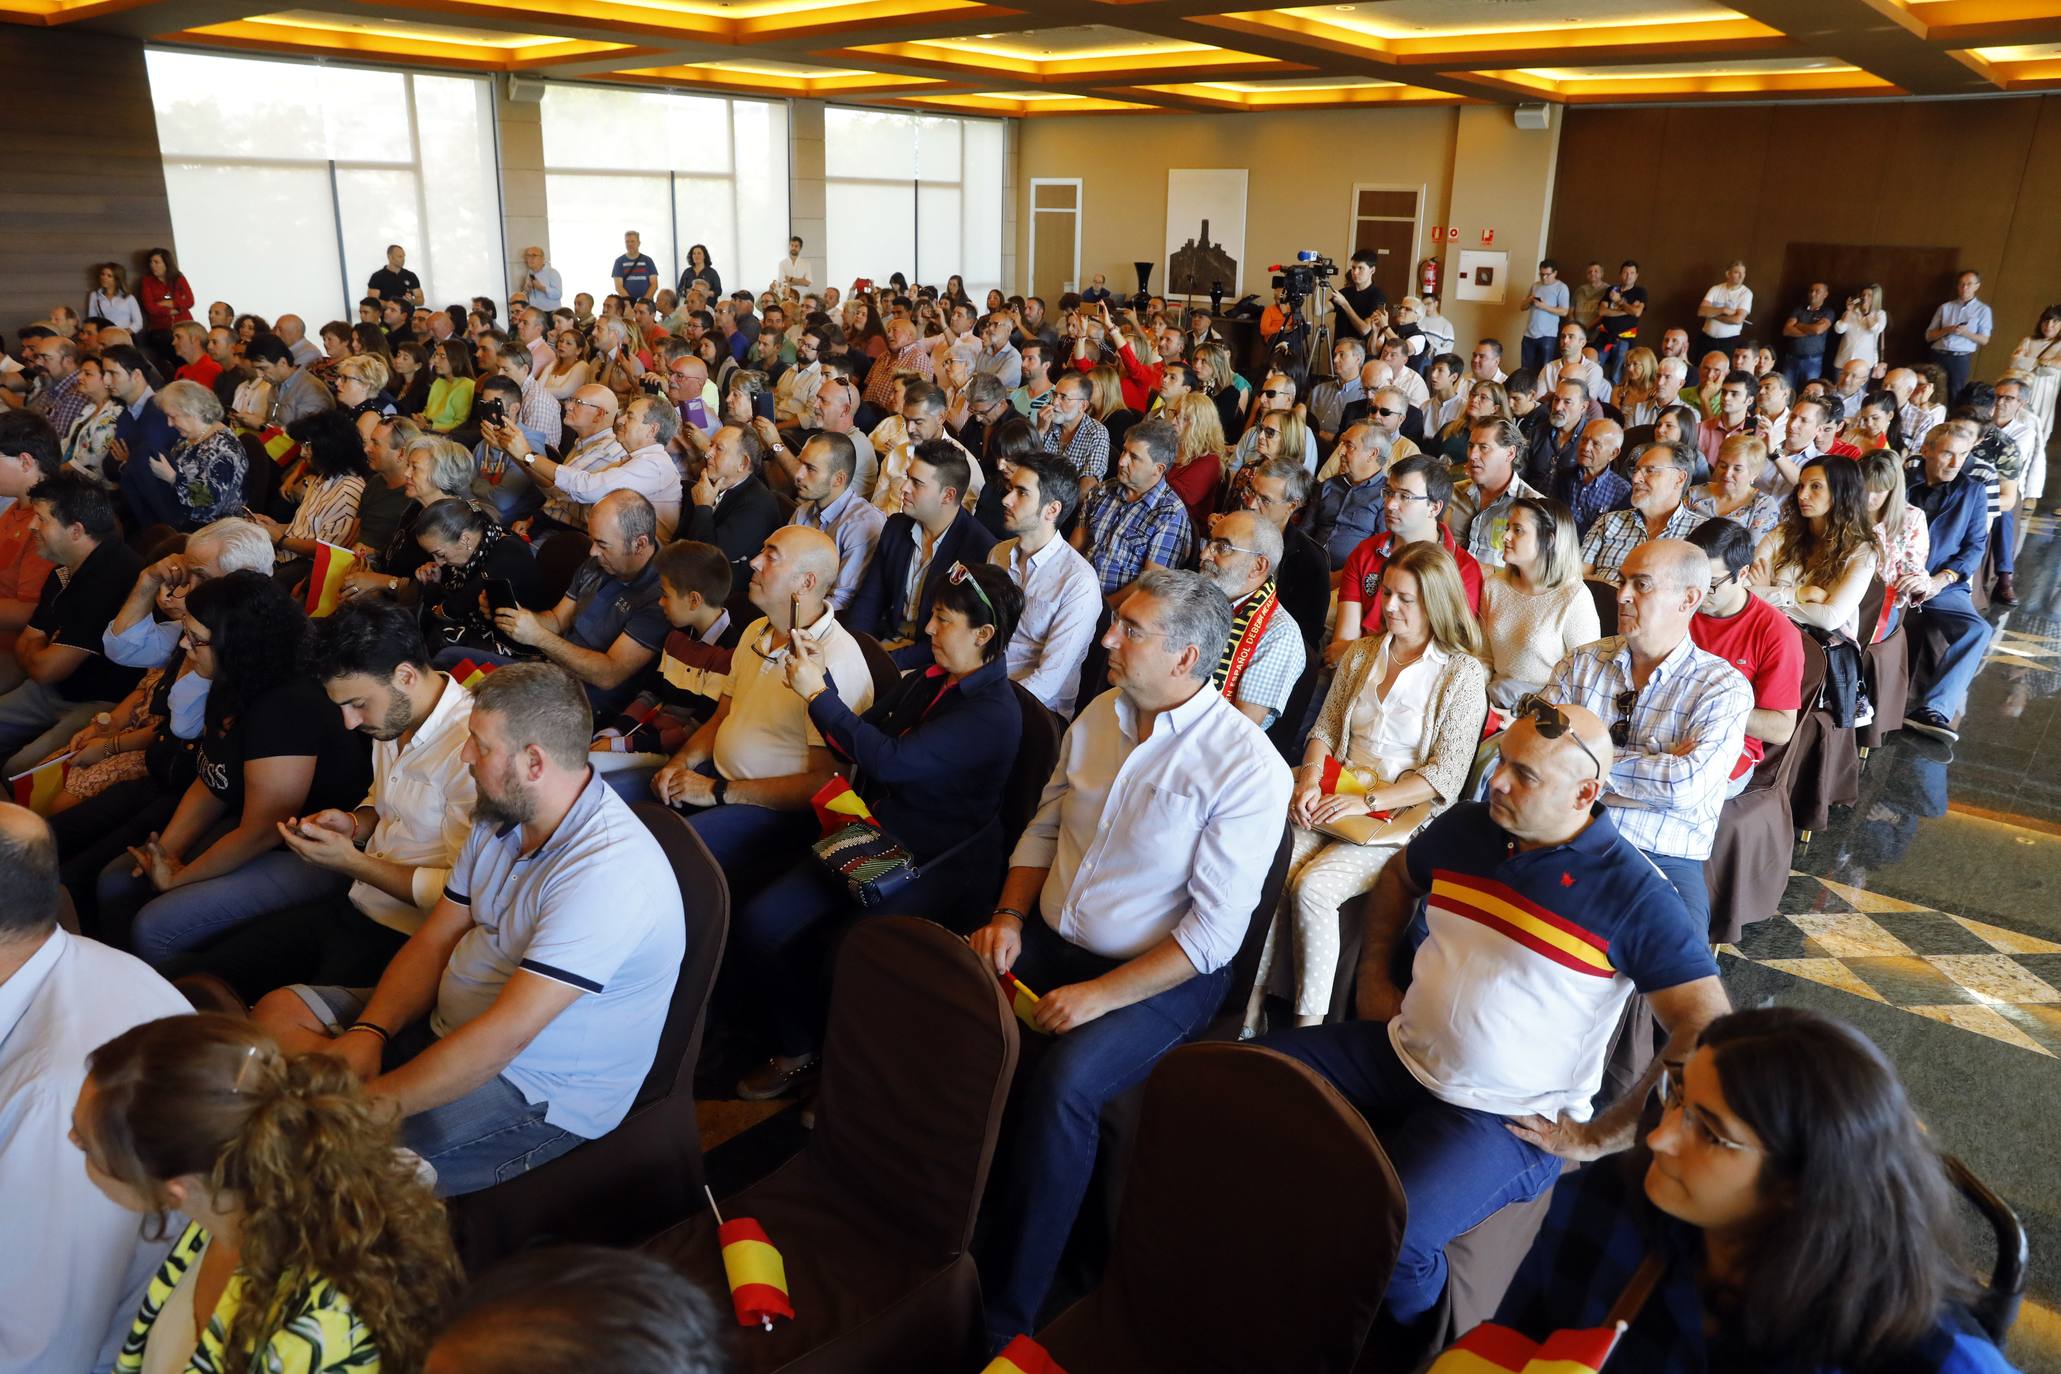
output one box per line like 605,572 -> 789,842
411,498 -> 543,646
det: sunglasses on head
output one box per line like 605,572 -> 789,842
1514,694 -> 1604,779
944,561 -> 994,618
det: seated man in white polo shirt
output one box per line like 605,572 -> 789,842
254,662 -> 684,1197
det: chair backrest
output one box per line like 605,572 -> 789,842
847,628 -> 904,703
1055,1043 -> 1406,1372
237,431 -> 275,512
1944,1154 -> 2027,1343
810,917 -> 1018,1263
1216,823 -> 1294,1040
1585,577 -> 1620,636
627,803 -> 731,1106
1001,681 -> 1064,851
1071,603 -> 1115,720
1762,633 -> 1828,799
533,530 -> 592,606
1856,574 -> 1889,647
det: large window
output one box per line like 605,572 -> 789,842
145,50 -> 503,324
539,85 -> 789,306
824,109 -> 1003,299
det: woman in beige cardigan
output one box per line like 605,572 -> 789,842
1246,541 -> 1490,1033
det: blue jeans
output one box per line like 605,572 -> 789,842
1908,586 -> 1992,720
1256,1022 -> 1561,1323
293,985 -> 584,1196
981,915 -> 1231,1344
1934,350 -> 1973,410
1596,337 -> 1632,385
1992,510 -> 2016,577
681,793 -> 820,884
1520,336 -> 1554,375
99,842 -> 351,967
0,679 -> 107,776
1642,850 -> 1711,942
1781,352 -> 1825,392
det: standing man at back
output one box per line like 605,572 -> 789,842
613,231 -> 659,304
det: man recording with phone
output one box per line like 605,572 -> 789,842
1333,250 -> 1388,344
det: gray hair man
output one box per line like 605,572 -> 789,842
1197,510 -> 1302,729
1580,439 -> 1706,584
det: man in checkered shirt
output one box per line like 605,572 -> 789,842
1580,439 -> 1707,584
1546,538 -> 1751,934
1073,417 -> 1194,601
1197,509 -> 1305,730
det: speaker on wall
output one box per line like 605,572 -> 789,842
1514,103 -> 1552,131
507,74 -> 547,104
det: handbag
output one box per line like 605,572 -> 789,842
812,820 -> 925,909
1313,799 -> 1433,847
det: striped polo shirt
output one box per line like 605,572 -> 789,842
1391,801 -> 1715,1120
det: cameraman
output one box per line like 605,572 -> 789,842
1333,250 -> 1387,343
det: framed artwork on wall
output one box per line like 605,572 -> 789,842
1165,168 -> 1247,300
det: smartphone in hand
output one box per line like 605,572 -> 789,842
486,578 -> 520,613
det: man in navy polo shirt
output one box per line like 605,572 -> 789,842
1261,699 -> 1728,1336
612,230 -> 659,304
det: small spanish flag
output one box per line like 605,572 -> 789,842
8,753 -> 70,816
810,775 -> 877,833
1318,756 -> 1367,796
1428,1322 -> 1625,1374
982,1335 -> 1068,1374
305,542 -> 358,618
998,971 -> 1046,1035
448,658 -> 498,691
717,1216 -> 795,1331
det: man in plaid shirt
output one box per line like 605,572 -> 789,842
1547,538 -> 1751,932
1198,510 -> 1304,729
1073,417 -> 1194,601
1580,439 -> 1707,584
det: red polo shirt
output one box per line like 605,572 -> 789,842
1337,523 -> 1483,619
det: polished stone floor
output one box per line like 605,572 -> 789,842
1720,510 -> 2061,1371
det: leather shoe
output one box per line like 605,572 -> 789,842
736,1054 -> 819,1102
1992,572 -> 2018,606
1902,708 -> 1959,744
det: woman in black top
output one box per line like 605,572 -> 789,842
392,341 -> 433,416
413,497 -> 545,650
730,562 -> 1026,1101
90,571 -> 371,967
678,244 -> 721,301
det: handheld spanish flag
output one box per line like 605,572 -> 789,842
982,1335 -> 1068,1374
1318,756 -> 1367,796
810,775 -> 877,834
1428,1322 -> 1627,1374
998,971 -> 1047,1035
706,1187 -> 793,1332
305,542 -> 358,618
448,657 -> 498,691
8,753 -> 70,816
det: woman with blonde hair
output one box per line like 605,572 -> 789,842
76,1014 -> 459,1374
331,354 -> 394,445
1686,434 -> 1785,543
1481,496 -> 1599,711
1862,450 -> 1928,641
1246,541 -> 1489,1033
1166,391 -> 1225,533
1438,379 -> 1513,463
1832,283 -> 1886,373
1614,347 -> 1661,427
1193,340 -> 1250,440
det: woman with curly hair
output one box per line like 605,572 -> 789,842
90,572 -> 371,966
1749,453 -> 1879,641
259,410 -> 370,565
77,1013 -> 460,1374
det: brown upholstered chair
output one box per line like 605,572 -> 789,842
1704,669 -> 1818,946
533,528 -> 593,606
1856,577 -> 1909,753
642,917 -> 1018,1372
1038,1044 -> 1407,1374
1782,633 -> 1859,839
847,628 -> 904,704
1001,681 -> 1064,853
1070,604 -> 1115,721
1585,577 -> 1620,636
446,804 -> 729,1272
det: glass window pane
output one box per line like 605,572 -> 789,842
414,74 -> 504,310
147,49 -> 330,159
317,67 -> 412,162
916,185 -> 959,289
544,172 -> 673,304
674,177 -> 737,296
961,120 -> 1005,296
827,182 -> 914,296
914,116 -> 960,182
827,107 -> 917,180
540,83 -> 659,166
664,94 -> 734,174
161,160 -> 344,322
733,99 -> 791,298
336,168 -> 424,309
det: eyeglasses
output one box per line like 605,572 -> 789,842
1610,687 -> 1638,749
1373,406 -> 1403,419
1514,694 -> 1603,780
1659,1064 -> 1760,1154
1254,426 -> 1282,439
1202,537 -> 1263,560
1260,388 -> 1288,399
943,560 -> 995,619
1386,488 -> 1434,506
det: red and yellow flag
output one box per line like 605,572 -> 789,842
717,1216 -> 794,1330
982,1335 -> 1068,1374
1429,1322 -> 1625,1374
998,972 -> 1046,1034
1319,756 -> 1367,796
448,658 -> 498,691
305,542 -> 358,618
810,775 -> 877,833
8,753 -> 69,816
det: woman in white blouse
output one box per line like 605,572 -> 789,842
1246,541 -> 1489,1033
62,355 -> 123,487
2007,305 -> 2061,503
84,262 -> 145,334
1749,455 -> 1878,642
1832,283 -> 1886,373
1686,434 -> 1786,545
1862,451 -> 1929,641
1480,496 -> 1599,712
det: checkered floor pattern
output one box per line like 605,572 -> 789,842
1724,874 -> 2061,1057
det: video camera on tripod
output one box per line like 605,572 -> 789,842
1268,250 -> 1338,310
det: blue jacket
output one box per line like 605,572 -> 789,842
806,657 -> 1021,862
845,508 -> 997,669
1908,471 -> 1988,582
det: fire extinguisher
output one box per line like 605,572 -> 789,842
1418,257 -> 1440,299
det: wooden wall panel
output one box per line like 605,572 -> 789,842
0,27 -> 176,335
1548,98 -> 2061,381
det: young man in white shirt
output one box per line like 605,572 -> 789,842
988,452 -> 1101,716
775,236 -> 812,295
970,568 -> 1292,1346
1696,259 -> 1753,358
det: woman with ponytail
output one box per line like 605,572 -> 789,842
72,1014 -> 460,1374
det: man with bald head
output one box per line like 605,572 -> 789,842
498,382 -> 628,537
1260,694 -> 1727,1337
1547,538 -> 1752,929
274,314 -> 321,368
654,525 -> 873,868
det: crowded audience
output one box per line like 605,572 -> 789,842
1,234 -> 2040,1374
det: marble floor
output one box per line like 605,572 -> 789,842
690,511 -> 2061,1371
1718,509 -> 2061,1372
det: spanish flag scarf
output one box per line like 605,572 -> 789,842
1212,580 -> 1279,701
